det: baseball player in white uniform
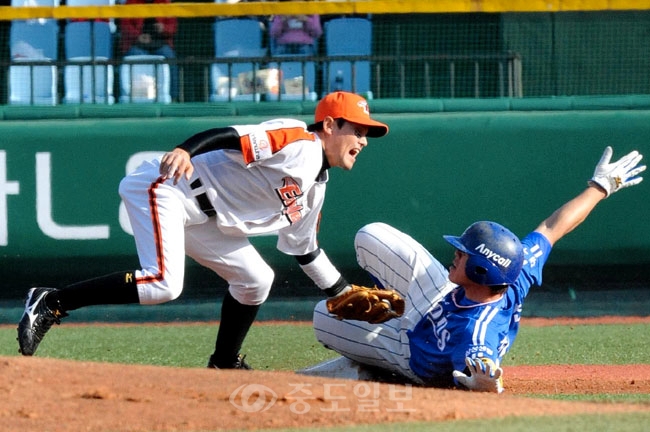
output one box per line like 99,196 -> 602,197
312,146 -> 644,392
17,91 -> 390,369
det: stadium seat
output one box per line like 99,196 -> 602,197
8,0 -> 60,105
8,59 -> 58,106
323,17 -> 373,99
120,55 -> 172,104
64,56 -> 115,105
63,17 -> 115,104
210,18 -> 266,102
272,60 -> 318,101
268,29 -> 317,101
66,0 -> 117,32
266,52 -> 318,102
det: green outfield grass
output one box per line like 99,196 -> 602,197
0,322 -> 334,369
246,413 -> 650,432
2,321 -> 649,370
2,321 -> 650,431
503,323 -> 650,365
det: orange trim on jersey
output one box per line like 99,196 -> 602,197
136,176 -> 166,285
240,135 -> 253,163
240,127 -> 316,165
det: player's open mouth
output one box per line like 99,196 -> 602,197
350,148 -> 361,157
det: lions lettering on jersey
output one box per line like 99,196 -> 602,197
427,303 -> 451,351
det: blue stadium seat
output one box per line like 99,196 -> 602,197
64,19 -> 115,104
268,28 -> 317,101
210,18 -> 266,102
8,17 -> 59,105
266,55 -> 317,101
273,60 -> 317,101
65,21 -> 113,59
119,55 -> 172,104
323,17 -> 373,99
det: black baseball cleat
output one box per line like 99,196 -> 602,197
16,287 -> 68,356
207,354 -> 252,370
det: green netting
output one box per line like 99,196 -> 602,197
1,2 -> 649,104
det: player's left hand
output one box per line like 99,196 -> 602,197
160,148 -> 193,184
326,285 -> 405,324
589,146 -> 645,197
453,357 -> 504,394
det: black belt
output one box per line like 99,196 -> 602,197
190,179 -> 216,217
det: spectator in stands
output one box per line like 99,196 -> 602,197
269,5 -> 322,56
119,0 -> 179,100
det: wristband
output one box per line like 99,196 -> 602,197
299,250 -> 341,290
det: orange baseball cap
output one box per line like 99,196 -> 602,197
312,91 -> 389,138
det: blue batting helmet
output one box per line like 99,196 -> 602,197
443,221 -> 524,287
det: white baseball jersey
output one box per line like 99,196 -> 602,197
119,118 -> 330,306
193,118 -> 327,254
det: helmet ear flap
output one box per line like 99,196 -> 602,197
465,256 -> 492,286
473,265 -> 488,277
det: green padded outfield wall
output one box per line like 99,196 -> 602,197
0,98 -> 649,300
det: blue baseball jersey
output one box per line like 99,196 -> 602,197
407,231 -> 551,387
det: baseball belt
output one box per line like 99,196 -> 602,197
190,179 -> 217,217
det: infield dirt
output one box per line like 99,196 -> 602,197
2,316 -> 650,432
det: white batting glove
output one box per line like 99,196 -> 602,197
589,146 -> 645,197
452,357 -> 504,394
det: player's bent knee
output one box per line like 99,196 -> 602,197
355,222 -> 392,266
355,223 -> 390,248
251,264 -> 274,295
356,222 -> 389,236
229,265 -> 274,305
155,287 -> 182,304
229,284 -> 272,306
138,279 -> 183,305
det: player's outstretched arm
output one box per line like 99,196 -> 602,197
535,146 -> 645,246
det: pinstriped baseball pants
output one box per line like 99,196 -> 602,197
313,222 -> 457,382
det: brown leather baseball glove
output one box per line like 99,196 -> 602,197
326,285 -> 405,324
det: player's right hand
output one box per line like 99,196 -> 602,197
453,357 -> 504,393
160,148 -> 193,185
